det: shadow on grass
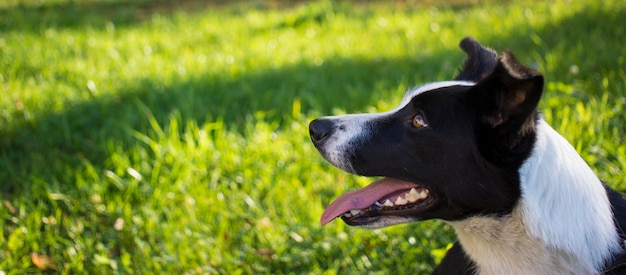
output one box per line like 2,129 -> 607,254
1,0 -> 165,32
0,0 -> 514,33
1,1 -> 624,197
0,0 -> 283,32
0,53 -> 446,193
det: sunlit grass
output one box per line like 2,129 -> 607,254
0,0 -> 625,273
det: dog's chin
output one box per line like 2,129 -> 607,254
343,216 -> 419,229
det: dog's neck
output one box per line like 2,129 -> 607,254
450,119 -> 621,274
450,207 -> 590,274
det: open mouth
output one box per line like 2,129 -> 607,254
321,177 -> 435,228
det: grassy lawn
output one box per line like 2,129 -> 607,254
1,0 -> 625,273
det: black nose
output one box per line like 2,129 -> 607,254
309,118 -> 335,144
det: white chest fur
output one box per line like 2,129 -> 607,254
450,119 -> 621,274
451,206 -> 592,274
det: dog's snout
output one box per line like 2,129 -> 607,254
309,118 -> 335,144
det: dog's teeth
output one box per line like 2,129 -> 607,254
374,201 -> 382,207
406,188 -> 420,203
343,212 -> 352,218
350,210 -> 361,216
419,189 -> 429,199
383,199 -> 395,207
395,196 -> 408,206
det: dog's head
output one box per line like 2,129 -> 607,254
310,37 -> 544,228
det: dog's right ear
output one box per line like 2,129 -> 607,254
455,37 -> 498,82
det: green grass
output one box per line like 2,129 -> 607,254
0,0 -> 625,273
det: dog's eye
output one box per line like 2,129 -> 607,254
412,114 -> 428,128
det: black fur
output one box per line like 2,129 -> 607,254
431,242 -> 476,275
455,37 -> 498,82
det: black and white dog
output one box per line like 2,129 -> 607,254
309,37 -> 626,274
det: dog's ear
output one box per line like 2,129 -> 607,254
454,37 -> 498,82
474,51 -> 544,128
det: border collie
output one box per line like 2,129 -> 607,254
309,37 -> 626,274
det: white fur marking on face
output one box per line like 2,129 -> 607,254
316,81 -> 475,173
398,81 -> 475,112
519,119 -> 621,272
318,113 -> 374,173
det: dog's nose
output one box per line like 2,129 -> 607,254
309,118 -> 335,144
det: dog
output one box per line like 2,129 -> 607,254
309,37 -> 626,274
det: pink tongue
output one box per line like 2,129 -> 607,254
320,177 -> 420,225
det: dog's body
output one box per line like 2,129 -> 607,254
309,37 -> 626,274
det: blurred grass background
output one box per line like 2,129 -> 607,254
0,0 -> 625,273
